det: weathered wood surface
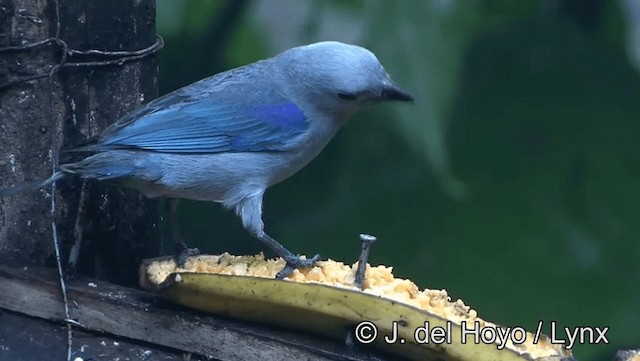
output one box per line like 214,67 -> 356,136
0,259 -> 399,361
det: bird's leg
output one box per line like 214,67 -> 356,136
236,192 -> 320,279
256,232 -> 320,279
167,198 -> 199,266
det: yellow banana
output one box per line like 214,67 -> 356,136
140,253 -> 572,361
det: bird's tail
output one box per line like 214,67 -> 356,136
0,171 -> 66,197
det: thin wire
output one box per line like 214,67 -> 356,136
0,38 -> 58,52
68,36 -> 164,57
52,223 -> 73,361
46,4 -> 75,360
62,36 -> 164,68
0,34 -> 163,90
47,1 -> 70,360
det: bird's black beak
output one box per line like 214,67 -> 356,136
380,85 -> 414,102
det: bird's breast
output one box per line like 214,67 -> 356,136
265,117 -> 340,186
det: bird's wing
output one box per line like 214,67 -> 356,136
81,89 -> 309,154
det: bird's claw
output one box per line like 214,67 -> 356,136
176,246 -> 200,267
276,253 -> 321,279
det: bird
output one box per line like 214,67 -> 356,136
0,41 -> 414,278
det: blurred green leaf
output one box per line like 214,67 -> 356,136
362,0 -> 541,198
157,0 -> 224,36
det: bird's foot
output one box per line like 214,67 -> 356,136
276,253 -> 321,279
175,243 -> 200,267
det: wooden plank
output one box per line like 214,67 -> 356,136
0,259 -> 398,361
0,310 -> 186,361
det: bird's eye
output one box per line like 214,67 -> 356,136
337,92 -> 357,100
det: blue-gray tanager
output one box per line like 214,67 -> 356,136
1,41 -> 413,277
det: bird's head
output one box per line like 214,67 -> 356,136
274,41 -> 413,117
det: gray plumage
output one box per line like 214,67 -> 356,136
1,41 -> 413,277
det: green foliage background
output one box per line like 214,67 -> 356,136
156,1 -> 639,359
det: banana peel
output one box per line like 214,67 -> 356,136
140,253 -> 573,361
